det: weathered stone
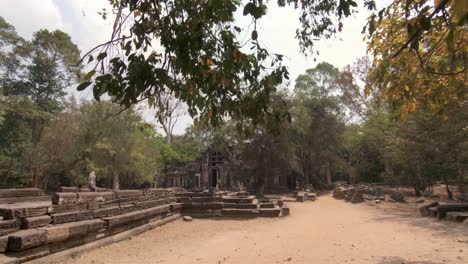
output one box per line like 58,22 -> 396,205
99,199 -> 120,208
178,196 -> 223,203
416,198 -> 425,204
222,197 -> 254,203
135,197 -> 176,209
0,235 -> 8,253
182,208 -> 223,218
21,215 -> 51,229
389,191 -> 405,202
221,209 -> 259,218
182,216 -> 193,222
277,200 -> 284,207
87,201 -> 100,210
78,192 -> 116,202
464,218 -> 468,226
0,195 -> 50,204
57,186 -> 79,193
118,196 -> 140,205
51,210 -> 93,224
170,203 -> 183,212
434,204 -> 468,219
223,203 -> 258,209
0,204 -> 49,220
40,220 -> 104,243
351,189 -> 365,203
259,202 -> 275,208
0,188 -> 43,198
103,204 -> 170,228
119,204 -> 135,214
47,202 -> 88,214
52,192 -> 78,205
258,208 -> 280,217
281,206 -> 290,216
0,219 -> 20,236
114,190 -> 143,199
93,206 -> 121,218
333,187 -> 346,199
8,229 -> 47,252
175,192 -> 219,198
145,188 -> 169,196
446,212 -> 468,222
182,202 -> 224,209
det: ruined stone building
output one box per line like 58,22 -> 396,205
162,145 -> 296,192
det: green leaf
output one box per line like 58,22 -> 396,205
251,30 -> 258,40
83,70 -> 96,81
97,52 -> 107,61
77,81 -> 92,91
243,2 -> 255,16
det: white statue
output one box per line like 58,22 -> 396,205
88,170 -> 96,191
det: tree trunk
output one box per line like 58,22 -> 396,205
112,157 -> 119,190
325,160 -> 332,186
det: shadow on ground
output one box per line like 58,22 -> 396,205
367,203 -> 468,238
377,256 -> 444,264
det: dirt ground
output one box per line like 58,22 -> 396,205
66,195 -> 468,264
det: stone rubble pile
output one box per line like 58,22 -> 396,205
0,188 -> 182,263
420,202 -> 468,223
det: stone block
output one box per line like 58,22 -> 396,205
78,192 -> 116,202
419,202 -> 439,216
103,204 -> 170,228
47,202 -> 88,214
281,206 -> 290,216
0,235 -> 8,253
446,212 -> 468,222
99,199 -> 120,208
57,186 -> 79,193
178,196 -> 223,203
52,192 -> 78,205
21,215 -> 51,229
222,197 -> 254,204
259,202 -> 275,208
0,188 -> 43,198
51,210 -> 93,224
87,201 -> 100,210
259,208 -> 280,217
40,220 -> 104,243
170,203 -> 183,212
119,204 -> 135,214
93,206 -> 120,218
114,190 -> 143,199
221,208 -> 259,218
182,202 -> 224,209
0,219 -> 20,236
8,229 -> 47,252
175,192 -> 219,198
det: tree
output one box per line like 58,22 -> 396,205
366,1 -> 467,117
152,90 -> 184,144
0,17 -> 81,187
291,63 -> 345,187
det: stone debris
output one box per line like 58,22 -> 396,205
182,216 -> 193,222
389,191 -> 405,203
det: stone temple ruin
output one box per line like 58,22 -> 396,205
161,146 -> 296,193
0,185 -> 305,263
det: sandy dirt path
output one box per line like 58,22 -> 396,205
66,195 -> 468,264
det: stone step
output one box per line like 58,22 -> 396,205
258,208 -> 280,217
446,212 -> 468,222
419,202 -> 439,216
114,190 -> 144,199
21,215 -> 51,229
175,192 -> 220,198
182,202 -> 224,209
39,219 -> 104,243
259,202 -> 275,209
0,188 -> 43,198
222,197 -> 254,204
51,210 -> 93,224
178,196 -> 223,203
7,229 -> 47,252
221,209 -> 259,218
102,204 -> 170,228
223,203 -> 258,209
0,219 -> 20,236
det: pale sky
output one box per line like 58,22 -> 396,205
0,0 -> 370,134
